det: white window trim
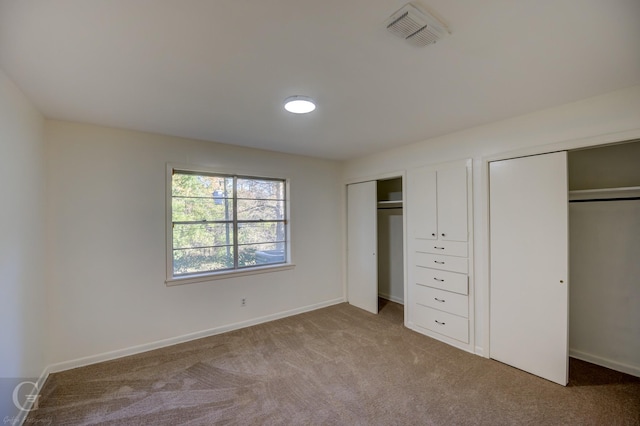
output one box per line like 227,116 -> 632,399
165,163 -> 294,285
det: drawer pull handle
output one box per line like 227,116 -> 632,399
435,320 -> 445,325
431,233 -> 436,237
434,246 -> 445,250
434,261 -> 445,264
441,233 -> 446,237
433,277 -> 444,282
434,297 -> 445,303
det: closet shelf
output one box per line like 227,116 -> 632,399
569,186 -> 640,201
377,200 -> 403,208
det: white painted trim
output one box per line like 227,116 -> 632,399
570,349 -> 640,378
166,263 -> 296,286
401,172 -> 409,328
465,159 -> 475,353
344,169 -> 407,186
341,182 -> 348,302
167,161 -> 294,183
474,346 -> 485,357
166,162 -> 173,282
482,127 -> 640,361
378,293 -> 404,305
47,297 -> 345,374
483,129 -> 640,164
481,156 -> 492,358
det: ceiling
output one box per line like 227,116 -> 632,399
1,1 -> 639,160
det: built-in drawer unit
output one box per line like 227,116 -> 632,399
408,159 -> 473,349
415,252 -> 468,274
414,239 -> 468,257
415,285 -> 469,318
413,304 -> 469,343
414,266 -> 468,295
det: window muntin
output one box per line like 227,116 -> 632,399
170,169 -> 288,278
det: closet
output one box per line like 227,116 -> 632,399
568,141 -> 640,376
489,139 -> 640,385
347,176 -> 404,314
406,159 -> 474,352
377,178 -> 404,305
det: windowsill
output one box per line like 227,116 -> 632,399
165,263 -> 296,286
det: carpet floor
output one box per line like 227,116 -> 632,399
28,301 -> 640,425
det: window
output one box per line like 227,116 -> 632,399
167,166 -> 291,283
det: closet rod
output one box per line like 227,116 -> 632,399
569,197 -> 640,203
569,186 -> 640,202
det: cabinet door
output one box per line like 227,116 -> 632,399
408,166 -> 437,240
347,181 -> 378,314
436,166 -> 468,242
489,152 -> 568,386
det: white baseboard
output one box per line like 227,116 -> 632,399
378,293 -> 404,305
406,321 -> 476,356
570,348 -> 640,378
47,297 -> 345,374
474,346 -> 485,357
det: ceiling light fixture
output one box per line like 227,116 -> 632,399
284,96 -> 316,114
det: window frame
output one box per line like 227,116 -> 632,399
165,163 -> 294,286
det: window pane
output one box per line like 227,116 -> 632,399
172,173 -> 233,198
173,223 -> 234,250
237,200 -> 285,220
238,222 -> 285,245
238,242 -> 286,267
173,246 -> 234,275
237,178 -> 284,200
172,197 -> 233,222
170,171 -> 289,279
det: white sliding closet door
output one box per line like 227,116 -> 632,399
347,181 -> 378,314
489,152 -> 569,385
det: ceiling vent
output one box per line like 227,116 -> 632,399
386,3 -> 448,47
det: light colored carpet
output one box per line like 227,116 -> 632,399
29,300 -> 640,425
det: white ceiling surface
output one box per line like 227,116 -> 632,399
1,1 -> 639,160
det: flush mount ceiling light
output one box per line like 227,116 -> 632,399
284,96 -> 316,114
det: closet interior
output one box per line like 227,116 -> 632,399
377,178 -> 404,305
568,140 -> 640,376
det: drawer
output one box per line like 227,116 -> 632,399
414,285 -> 469,318
415,252 -> 468,274
413,304 -> 469,343
414,266 -> 468,295
414,239 -> 467,258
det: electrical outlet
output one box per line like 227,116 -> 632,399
241,298 -> 246,307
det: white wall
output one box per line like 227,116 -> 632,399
377,209 -> 404,304
45,121 -> 344,367
343,85 -> 640,354
568,141 -> 640,190
569,200 -> 640,373
0,69 -> 46,419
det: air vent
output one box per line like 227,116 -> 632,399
386,3 -> 447,47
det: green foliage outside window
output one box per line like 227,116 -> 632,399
171,171 -> 286,276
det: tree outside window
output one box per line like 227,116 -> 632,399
171,169 -> 288,277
